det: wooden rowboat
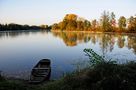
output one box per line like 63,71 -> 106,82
29,59 -> 51,83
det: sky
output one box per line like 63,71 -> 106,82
0,0 -> 136,25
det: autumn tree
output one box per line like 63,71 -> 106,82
40,24 -> 48,29
100,11 -> 112,32
66,20 -> 77,30
77,21 -> 84,31
110,12 -> 116,31
110,12 -> 116,26
128,16 -> 136,32
83,20 -> 91,30
64,14 -> 78,21
51,12 -> 136,33
118,16 -> 126,32
58,21 -> 67,30
52,23 -> 59,30
91,19 -> 97,31
77,17 -> 91,31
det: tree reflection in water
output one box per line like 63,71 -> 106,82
52,31 -> 136,54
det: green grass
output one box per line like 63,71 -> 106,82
42,61 -> 136,90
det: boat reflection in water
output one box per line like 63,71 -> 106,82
29,59 -> 51,83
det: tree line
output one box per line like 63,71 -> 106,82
52,11 -> 136,33
0,23 -> 51,31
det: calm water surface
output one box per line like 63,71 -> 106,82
0,30 -> 136,79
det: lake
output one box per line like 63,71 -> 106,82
0,30 -> 136,80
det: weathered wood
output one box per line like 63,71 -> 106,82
29,59 -> 51,83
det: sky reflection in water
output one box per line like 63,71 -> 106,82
0,30 -> 136,79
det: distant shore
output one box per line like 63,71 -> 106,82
51,30 -> 136,35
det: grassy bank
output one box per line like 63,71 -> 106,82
42,61 -> 136,90
0,49 -> 136,90
1,61 -> 136,90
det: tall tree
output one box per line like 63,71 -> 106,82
128,16 -> 136,32
83,20 -> 91,30
77,21 -> 84,31
100,11 -> 111,32
64,14 -> 78,21
110,12 -> 116,31
118,16 -> 126,32
66,20 -> 77,30
52,23 -> 59,30
91,19 -> 97,31
58,21 -> 67,30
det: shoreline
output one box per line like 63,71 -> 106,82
1,60 -> 136,90
51,30 -> 136,35
0,29 -> 136,35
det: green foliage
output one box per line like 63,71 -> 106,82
83,20 -> 91,30
0,23 -> 50,31
91,19 -> 97,31
43,61 -> 136,90
0,71 -> 4,81
100,11 -> 117,32
101,11 -> 111,32
84,48 -> 117,67
40,24 -> 49,30
0,81 -> 25,90
83,48 -> 105,66
0,77 -> 5,81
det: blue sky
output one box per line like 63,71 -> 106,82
0,0 -> 136,25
